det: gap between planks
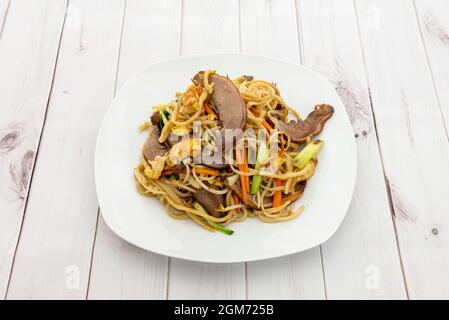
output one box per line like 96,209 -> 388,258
295,0 -> 328,298
351,0 -> 410,299
85,0 -> 129,299
411,0 -> 449,139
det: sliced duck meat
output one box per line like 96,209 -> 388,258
193,71 -> 247,132
278,104 -> 334,144
193,188 -> 226,218
161,163 -> 185,174
150,111 -> 160,127
142,128 -> 169,162
281,180 -> 307,205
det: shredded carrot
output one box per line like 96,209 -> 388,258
273,179 -> 283,207
249,109 -> 272,133
261,119 -> 273,133
197,82 -> 216,116
279,135 -> 285,156
238,163 -> 248,204
232,192 -> 241,213
237,146 -> 249,204
194,167 -> 220,176
243,146 -> 250,192
203,101 -> 216,116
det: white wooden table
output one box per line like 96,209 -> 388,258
1,0 -> 448,300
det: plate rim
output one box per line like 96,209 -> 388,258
95,52 -> 357,263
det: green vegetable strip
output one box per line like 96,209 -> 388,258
294,140 -> 324,169
250,142 -> 269,195
194,202 -> 234,235
250,175 -> 262,195
159,110 -> 169,130
206,219 -> 234,235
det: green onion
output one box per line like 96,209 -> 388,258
159,110 -> 169,129
294,140 -> 324,169
250,142 -> 269,195
194,202 -> 234,235
206,220 -> 234,235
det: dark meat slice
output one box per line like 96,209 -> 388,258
142,128 -> 168,162
281,180 -> 307,205
150,111 -> 160,127
278,104 -> 334,144
162,163 -> 185,174
193,188 -> 226,218
150,110 -> 180,147
193,72 -> 247,132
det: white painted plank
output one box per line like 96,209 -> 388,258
114,0 -> 183,90
0,0 -> 9,30
168,0 -> 246,300
88,216 -> 169,299
87,0 -> 182,300
297,0 -> 406,299
168,260 -> 246,300
240,0 -> 300,63
355,0 -> 449,299
240,0 -> 325,300
0,0 -> 67,298
6,0 -> 125,299
247,249 -> 325,300
414,0 -> 449,135
180,0 -> 240,54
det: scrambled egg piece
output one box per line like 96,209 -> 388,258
144,156 -> 166,179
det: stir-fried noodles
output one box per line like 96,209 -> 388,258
134,70 -> 334,234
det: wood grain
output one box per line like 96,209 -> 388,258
414,0 -> 449,135
355,0 -> 449,299
87,0 -> 182,300
0,0 -> 67,298
6,0 -> 125,299
168,0 -> 246,300
240,0 -> 325,300
297,0 -> 406,299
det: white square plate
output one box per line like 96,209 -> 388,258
95,53 -> 357,263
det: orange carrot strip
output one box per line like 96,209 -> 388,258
194,167 -> 220,176
198,82 -> 216,116
273,179 -> 283,207
203,101 -> 216,116
239,164 -> 248,204
236,147 -> 249,204
233,192 -> 241,213
261,119 -> 273,133
249,109 -> 272,133
279,135 -> 285,156
249,107 -> 259,116
243,146 -> 250,192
